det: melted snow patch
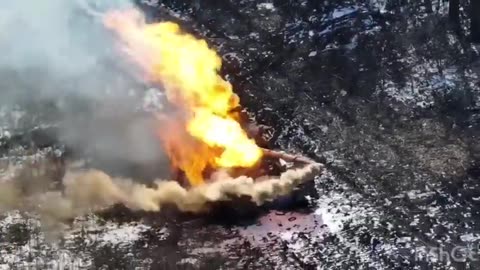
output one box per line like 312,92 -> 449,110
332,6 -> 358,19
98,222 -> 151,246
0,212 -> 157,269
239,211 -> 325,246
257,3 -> 275,11
370,0 -> 388,13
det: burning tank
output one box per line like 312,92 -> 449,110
102,8 -> 322,189
0,6 -> 323,224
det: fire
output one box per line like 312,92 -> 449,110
104,9 -> 263,186
188,109 -> 263,168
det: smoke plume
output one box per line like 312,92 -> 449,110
0,163 -> 321,222
0,0 -> 323,229
0,0 -> 173,179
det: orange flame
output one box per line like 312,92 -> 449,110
104,9 -> 263,186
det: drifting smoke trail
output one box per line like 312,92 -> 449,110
0,163 -> 321,223
68,163 -> 321,213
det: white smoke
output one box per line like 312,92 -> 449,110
0,0 -> 173,179
0,163 -> 321,224
0,1 -> 323,229
0,0 -> 133,77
